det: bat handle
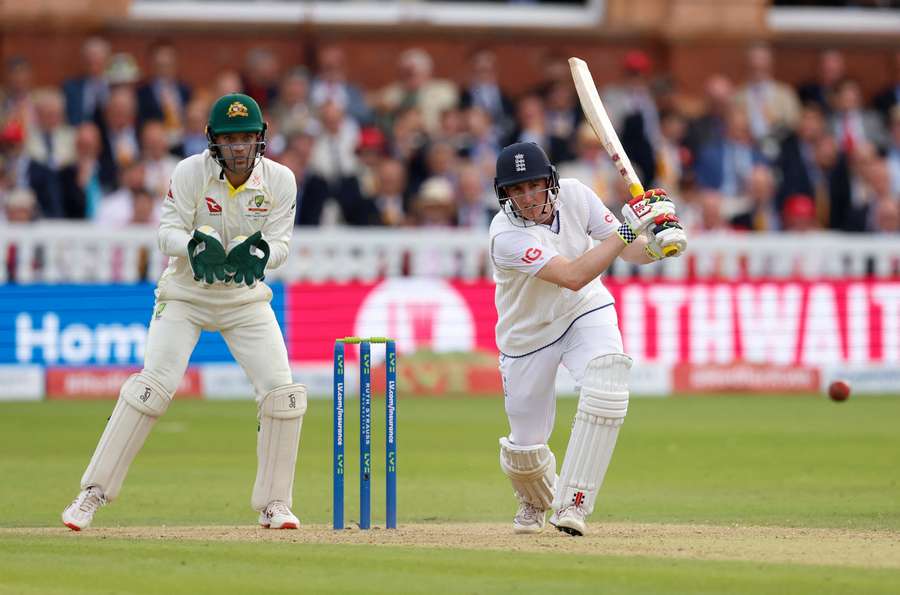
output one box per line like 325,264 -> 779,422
631,182 -> 678,257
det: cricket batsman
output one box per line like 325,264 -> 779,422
62,94 -> 306,530
491,142 -> 687,536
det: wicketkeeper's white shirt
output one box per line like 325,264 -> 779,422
490,178 -> 621,357
156,149 -> 297,306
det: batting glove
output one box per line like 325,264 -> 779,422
617,188 -> 676,245
645,213 -> 688,260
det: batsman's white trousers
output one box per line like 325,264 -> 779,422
146,298 -> 292,398
499,306 -> 623,446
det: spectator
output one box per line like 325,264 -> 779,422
782,193 -> 819,232
509,94 -> 556,156
455,162 -> 496,229
310,45 -> 370,125
355,126 -> 388,196
129,187 -> 157,225
270,67 -> 314,138
389,106 -> 428,164
656,109 -> 689,196
776,102 -> 829,209
828,142 -> 879,231
100,86 -> 140,174
95,161 -> 148,227
241,48 -> 280,109
26,88 -> 75,218
375,48 -> 458,135
557,122 -> 623,208
830,77 -> 887,154
59,122 -> 114,219
887,106 -> 900,196
462,106 -> 500,180
798,49 -> 846,114
308,99 -> 360,185
871,195 -> 899,233
365,157 -> 408,227
1,57 -> 34,131
214,68 -> 243,97
873,50 -> 900,126
694,105 -> 767,207
734,43 -> 801,151
3,186 -> 37,223
62,37 -> 110,125
543,79 -> 579,163
731,165 -> 781,231
181,98 -> 211,157
685,74 -> 734,159
459,49 -> 515,142
137,41 -> 192,149
696,189 -> 732,232
601,50 -> 661,184
410,176 -> 456,227
279,130 -> 330,227
140,120 -> 178,199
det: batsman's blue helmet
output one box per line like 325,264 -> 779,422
493,142 -> 559,202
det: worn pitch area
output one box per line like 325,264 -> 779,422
5,523 -> 898,569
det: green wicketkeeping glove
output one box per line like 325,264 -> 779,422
187,229 -> 229,284
226,231 -> 270,287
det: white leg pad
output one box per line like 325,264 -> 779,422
252,384 -> 307,511
81,373 -> 172,501
553,353 -> 631,516
499,437 -> 556,509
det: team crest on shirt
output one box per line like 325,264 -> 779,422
226,101 -> 249,118
246,193 -> 271,218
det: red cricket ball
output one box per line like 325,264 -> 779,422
828,380 -> 851,402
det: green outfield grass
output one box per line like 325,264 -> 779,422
1,394 -> 899,594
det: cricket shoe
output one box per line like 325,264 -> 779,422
62,486 -> 107,531
513,501 -> 548,534
550,505 -> 587,537
258,501 -> 299,529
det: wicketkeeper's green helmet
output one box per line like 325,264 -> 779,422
206,93 -> 268,173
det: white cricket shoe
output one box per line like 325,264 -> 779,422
258,501 -> 299,529
550,506 -> 587,537
62,486 -> 107,531
513,501 -> 548,534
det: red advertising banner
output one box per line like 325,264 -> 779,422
285,279 -> 899,368
46,367 -> 202,399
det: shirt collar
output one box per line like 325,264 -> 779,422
204,150 -> 265,192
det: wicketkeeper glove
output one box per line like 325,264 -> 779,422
645,213 -> 688,260
617,188 -> 676,245
187,229 -> 229,284
226,231 -> 270,287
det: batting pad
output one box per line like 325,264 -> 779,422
553,353 -> 632,516
499,437 -> 557,509
81,373 -> 173,501
252,383 -> 307,511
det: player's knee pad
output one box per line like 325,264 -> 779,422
499,437 -> 556,509
120,373 -> 173,418
579,353 -> 632,422
252,383 -> 307,511
80,373 -> 174,501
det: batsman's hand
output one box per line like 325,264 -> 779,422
645,213 -> 688,260
226,231 -> 270,287
187,229 -> 229,284
618,188 -> 676,244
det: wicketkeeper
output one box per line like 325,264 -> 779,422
63,93 -> 307,530
490,142 -> 687,536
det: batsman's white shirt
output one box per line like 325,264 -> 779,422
490,178 -> 621,357
156,150 -> 296,306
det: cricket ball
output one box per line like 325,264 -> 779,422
828,380 -> 851,402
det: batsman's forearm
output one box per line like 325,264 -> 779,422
568,235 -> 628,288
158,225 -> 192,258
620,235 -> 656,265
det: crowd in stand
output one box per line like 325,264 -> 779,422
1,39 -> 899,234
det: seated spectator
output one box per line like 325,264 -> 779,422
829,142 -> 882,231
656,109 -> 689,196
696,189 -> 732,233
137,40 -> 192,150
873,50 -> 900,126
26,88 -> 75,218
797,49 -> 846,115
685,74 -> 734,158
365,157 -> 408,227
776,102 -> 830,209
887,106 -> 900,196
782,194 -> 819,232
410,176 -> 456,228
270,67 -> 314,138
278,128 -> 329,226
543,79 -> 579,164
59,122 -> 115,219
830,77 -> 887,154
355,126 -> 388,197
95,161 -> 149,227
733,43 -> 801,150
241,48 -> 280,109
3,186 -> 37,223
310,45 -> 370,125
462,106 -> 500,178
214,68 -> 243,97
731,165 -> 781,231
871,196 -> 899,233
459,49 -> 515,142
140,120 -> 178,199
375,48 -> 458,136
694,105 -> 767,208
130,188 -> 157,225
62,37 -> 110,125
100,86 -> 140,175
455,162 -> 496,229
1,56 -> 34,131
181,98 -> 211,157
